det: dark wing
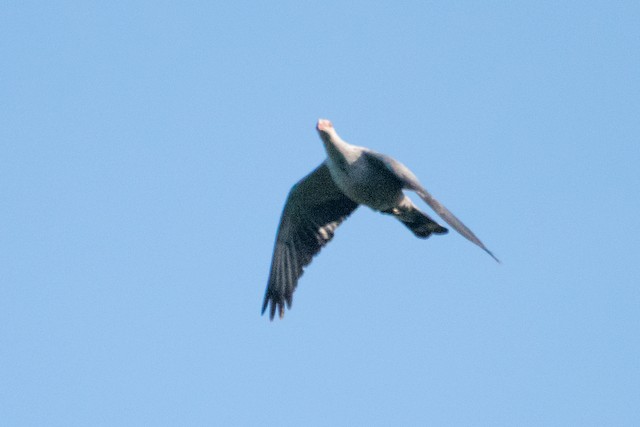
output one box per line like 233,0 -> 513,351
262,162 -> 359,320
364,150 -> 499,262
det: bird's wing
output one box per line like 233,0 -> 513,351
364,151 -> 499,262
262,162 -> 359,320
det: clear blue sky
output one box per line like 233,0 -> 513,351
2,1 -> 639,425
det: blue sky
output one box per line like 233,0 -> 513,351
2,1 -> 639,425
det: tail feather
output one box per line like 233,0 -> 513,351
386,200 -> 448,239
399,211 -> 448,238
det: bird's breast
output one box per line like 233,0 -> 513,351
327,158 -> 403,211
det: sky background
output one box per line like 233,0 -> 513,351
2,1 -> 639,426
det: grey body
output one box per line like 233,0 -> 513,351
262,119 -> 498,320
325,144 -> 404,211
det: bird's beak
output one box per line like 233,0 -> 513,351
316,119 -> 333,133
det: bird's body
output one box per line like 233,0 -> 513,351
325,146 -> 403,211
262,119 -> 498,320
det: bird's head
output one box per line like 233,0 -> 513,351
316,119 -> 336,143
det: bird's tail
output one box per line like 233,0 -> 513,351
386,201 -> 448,239
399,209 -> 448,238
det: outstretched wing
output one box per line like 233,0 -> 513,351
364,150 -> 499,262
262,162 -> 359,320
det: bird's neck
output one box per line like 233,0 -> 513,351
323,134 -> 359,166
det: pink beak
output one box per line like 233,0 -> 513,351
316,119 -> 333,132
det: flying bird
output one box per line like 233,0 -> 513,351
262,119 -> 498,320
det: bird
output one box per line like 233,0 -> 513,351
262,119 -> 498,320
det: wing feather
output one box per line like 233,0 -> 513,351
262,162 -> 359,319
364,150 -> 499,262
